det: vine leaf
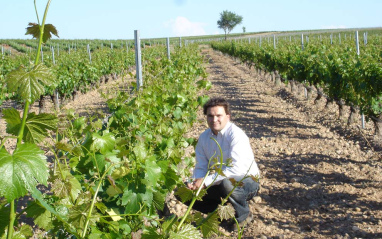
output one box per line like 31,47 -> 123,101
5,64 -> 55,103
51,173 -> 82,200
3,108 -> 58,144
2,108 -> 21,135
217,204 -> 235,221
24,113 -> 58,143
0,144 -> 48,202
26,201 -> 53,230
174,186 -> 193,203
91,130 -> 115,154
142,226 -> 161,239
25,22 -> 59,43
197,95 -> 209,106
121,190 -> 140,214
196,79 -> 212,90
169,224 -> 202,239
144,157 -> 162,186
197,212 -> 219,238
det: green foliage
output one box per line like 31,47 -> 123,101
25,22 -> 59,43
211,33 -> 382,125
169,224 -> 202,239
197,212 -> 220,238
0,144 -> 48,202
3,108 -> 58,143
217,10 -> 243,39
5,63 -> 55,103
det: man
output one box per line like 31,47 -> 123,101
188,97 -> 260,230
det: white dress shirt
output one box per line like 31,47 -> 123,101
193,121 -> 260,186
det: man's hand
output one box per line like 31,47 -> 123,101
187,178 -> 205,190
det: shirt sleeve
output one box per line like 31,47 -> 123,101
193,133 -> 209,179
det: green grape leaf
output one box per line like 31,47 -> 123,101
24,113 -> 58,143
152,189 -> 166,211
12,224 -> 33,239
26,201 -> 53,230
92,153 -> 107,173
217,204 -> 235,221
195,188 -> 207,201
5,64 -> 55,103
68,203 -> 96,231
174,186 -> 193,203
111,165 -> 130,180
196,79 -> 212,90
175,94 -> 187,107
133,141 -> 148,161
0,144 -> 48,202
106,185 -> 123,197
51,174 -> 82,200
2,108 -> 21,136
163,166 -> 178,189
55,141 -> 72,152
30,187 -> 70,223
121,190 -> 140,214
197,212 -> 219,238
91,131 -> 115,154
144,157 -> 162,186
142,226 -> 162,239
3,110 -> 58,143
197,95 -> 209,106
162,215 -> 178,233
25,22 -> 59,43
169,224 -> 202,239
173,107 -> 183,119
72,117 -> 87,132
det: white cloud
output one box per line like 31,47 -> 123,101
164,16 -> 206,37
321,25 -> 347,29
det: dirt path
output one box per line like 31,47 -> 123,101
1,45 -> 381,239
198,46 -> 381,238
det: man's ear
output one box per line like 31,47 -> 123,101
227,114 -> 231,120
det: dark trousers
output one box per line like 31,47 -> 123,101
179,177 -> 260,223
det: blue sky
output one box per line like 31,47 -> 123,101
1,0 -> 381,40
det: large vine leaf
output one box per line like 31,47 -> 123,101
3,109 -> 58,143
25,201 -> 54,230
91,131 -> 115,154
0,144 -> 48,202
5,64 -> 55,103
121,190 -> 140,214
24,113 -> 58,143
2,108 -> 22,136
25,22 -> 59,43
197,212 -> 219,238
144,156 -> 162,187
174,186 -> 193,203
51,173 -> 82,200
169,224 -> 202,239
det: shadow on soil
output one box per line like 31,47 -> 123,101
259,152 -> 382,238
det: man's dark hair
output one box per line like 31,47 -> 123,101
203,97 -> 231,115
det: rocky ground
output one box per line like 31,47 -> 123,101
189,46 -> 381,239
1,45 -> 381,239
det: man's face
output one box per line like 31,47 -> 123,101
206,106 -> 230,135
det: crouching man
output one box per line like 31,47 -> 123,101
186,97 -> 260,231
